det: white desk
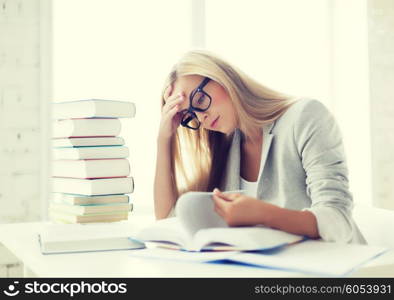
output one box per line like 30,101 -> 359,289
1,218 -> 393,278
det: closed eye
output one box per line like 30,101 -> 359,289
197,94 -> 205,104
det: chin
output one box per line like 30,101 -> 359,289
206,128 -> 222,134
218,129 -> 234,136
205,123 -> 236,135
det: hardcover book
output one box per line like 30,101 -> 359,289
53,118 -> 121,138
52,158 -> 130,179
52,177 -> 134,196
52,137 -> 125,148
53,99 -> 136,119
52,193 -> 130,205
53,146 -> 129,160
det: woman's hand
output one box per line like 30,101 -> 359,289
212,188 -> 275,226
158,84 -> 186,142
212,188 -> 320,238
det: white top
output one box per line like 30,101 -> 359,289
240,133 -> 264,199
240,177 -> 259,198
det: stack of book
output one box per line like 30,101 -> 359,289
50,99 -> 136,224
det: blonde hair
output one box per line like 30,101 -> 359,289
161,50 -> 296,197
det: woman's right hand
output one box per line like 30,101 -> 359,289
158,84 -> 186,142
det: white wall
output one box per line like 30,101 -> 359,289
0,0 -> 51,278
368,0 -> 394,209
0,0 -> 50,223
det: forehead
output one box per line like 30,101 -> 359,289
171,75 -> 204,98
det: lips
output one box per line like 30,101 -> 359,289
210,116 -> 219,128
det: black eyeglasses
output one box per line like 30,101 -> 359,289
180,77 -> 212,130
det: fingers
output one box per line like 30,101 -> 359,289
212,193 -> 229,210
212,194 -> 226,217
162,93 -> 186,115
221,193 -> 243,201
213,188 -> 236,202
167,104 -> 181,120
163,84 -> 173,101
213,188 -> 226,198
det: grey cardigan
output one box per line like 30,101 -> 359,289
221,98 -> 366,244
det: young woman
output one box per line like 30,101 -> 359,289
154,50 -> 366,244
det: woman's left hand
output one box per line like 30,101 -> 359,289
212,188 -> 274,226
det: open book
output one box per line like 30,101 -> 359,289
136,191 -> 305,252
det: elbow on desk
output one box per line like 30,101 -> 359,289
155,207 -> 175,220
306,206 -> 365,244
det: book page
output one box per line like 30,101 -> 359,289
136,218 -> 193,249
175,190 -> 243,236
192,226 -> 304,251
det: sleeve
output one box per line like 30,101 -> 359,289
293,100 -> 366,244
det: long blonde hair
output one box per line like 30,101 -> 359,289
161,50 -> 296,197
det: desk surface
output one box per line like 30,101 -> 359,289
1,218 -> 393,278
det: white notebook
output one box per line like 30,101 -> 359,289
39,222 -> 144,254
227,240 -> 388,277
128,240 -> 387,277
